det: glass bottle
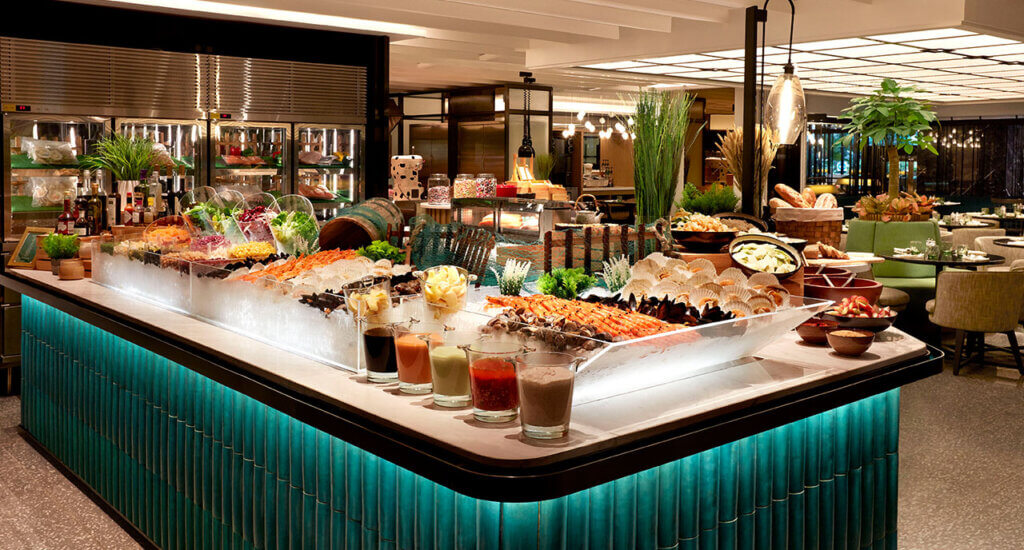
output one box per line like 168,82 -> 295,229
86,182 -> 103,236
56,191 -> 74,235
124,192 -> 135,227
73,171 -> 91,235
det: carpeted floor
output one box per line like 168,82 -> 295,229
0,337 -> 1020,549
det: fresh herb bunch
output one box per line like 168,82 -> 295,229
491,258 -> 532,296
81,134 -> 154,181
632,89 -> 699,224
356,240 -> 405,263
537,268 -> 596,300
675,182 -> 739,215
838,78 -> 937,197
599,255 -> 631,293
270,211 -> 320,256
42,233 -> 80,260
534,154 -> 556,180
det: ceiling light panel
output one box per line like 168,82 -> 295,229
573,29 -> 1024,104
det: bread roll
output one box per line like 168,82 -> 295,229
802,187 -> 816,207
814,193 -> 838,209
769,198 -> 790,210
774,184 -> 808,208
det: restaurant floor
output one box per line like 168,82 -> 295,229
0,333 -> 1021,550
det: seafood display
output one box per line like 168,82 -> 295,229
485,294 -> 672,342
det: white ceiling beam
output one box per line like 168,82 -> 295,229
424,30 -> 532,50
570,0 -> 731,22
392,44 -> 525,65
442,0 -> 672,32
392,38 -> 524,57
691,0 -> 791,12
330,0 -> 622,39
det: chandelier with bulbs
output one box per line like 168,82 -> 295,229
560,110 -> 636,140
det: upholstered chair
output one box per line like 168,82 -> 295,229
951,228 -> 1005,249
926,271 -> 1024,375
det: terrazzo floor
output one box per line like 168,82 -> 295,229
0,338 -> 1020,549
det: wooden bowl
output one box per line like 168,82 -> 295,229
795,318 -> 839,345
826,328 -> 875,356
804,276 -> 883,305
671,230 -> 738,253
821,312 -> 897,333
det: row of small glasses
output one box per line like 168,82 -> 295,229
904,239 -> 980,261
342,271 -> 580,440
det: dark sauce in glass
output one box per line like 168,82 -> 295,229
363,327 -> 398,374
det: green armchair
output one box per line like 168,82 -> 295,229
846,219 -> 941,310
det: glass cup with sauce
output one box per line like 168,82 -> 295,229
465,339 -> 523,423
426,331 -> 477,408
343,276 -> 392,377
393,319 -> 443,395
514,351 -> 582,440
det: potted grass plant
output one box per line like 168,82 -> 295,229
838,78 -> 937,199
82,134 -> 154,218
41,233 -> 81,278
632,89 -> 697,225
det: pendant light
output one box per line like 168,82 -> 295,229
765,0 -> 806,145
517,72 -> 536,159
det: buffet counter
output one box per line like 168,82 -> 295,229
3,268 -> 941,549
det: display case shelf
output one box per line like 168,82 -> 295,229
9,153 -> 86,170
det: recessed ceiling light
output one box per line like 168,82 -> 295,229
910,73 -> 989,82
638,54 -> 714,64
850,64 -> 921,74
827,44 -> 920,57
795,70 -> 845,78
911,58 -> 999,69
704,47 -> 788,58
582,61 -> 651,70
678,70 -> 742,79
908,35 -> 1015,50
952,63 -> 1024,74
791,38 -> 877,51
619,65 -> 688,74
868,29 -> 974,42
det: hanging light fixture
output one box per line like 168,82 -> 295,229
765,0 -> 806,145
517,72 -> 536,159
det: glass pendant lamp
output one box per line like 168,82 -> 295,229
767,63 -> 807,145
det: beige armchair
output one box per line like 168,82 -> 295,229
926,271 -> 1024,375
952,228 -> 1005,249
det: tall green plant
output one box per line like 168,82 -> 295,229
82,134 -> 154,181
534,153 -> 555,180
837,78 -> 937,197
632,89 -> 695,225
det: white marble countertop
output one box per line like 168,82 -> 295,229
10,268 -> 932,469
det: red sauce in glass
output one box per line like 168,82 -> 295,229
469,358 -> 519,411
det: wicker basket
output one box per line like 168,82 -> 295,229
773,207 -> 844,248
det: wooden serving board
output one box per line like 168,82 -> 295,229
806,252 -> 884,267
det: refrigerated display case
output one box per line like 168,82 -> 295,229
117,118 -> 202,182
294,123 -> 362,220
3,114 -> 110,242
211,120 -> 290,198
452,197 -> 571,240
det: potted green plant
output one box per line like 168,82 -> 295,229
675,182 -> 739,216
838,78 -> 937,199
632,89 -> 698,225
41,233 -> 81,277
534,153 -> 556,181
82,134 -> 154,217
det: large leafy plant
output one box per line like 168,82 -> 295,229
632,90 -> 697,225
82,134 -> 155,181
675,182 -> 739,215
837,78 -> 937,198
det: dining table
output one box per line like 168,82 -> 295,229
879,252 -> 1006,284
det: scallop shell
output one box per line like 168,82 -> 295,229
748,296 -> 775,314
643,252 -> 669,267
670,284 -> 694,304
721,287 -> 752,303
747,272 -> 780,290
628,272 -> 658,287
721,301 -> 754,318
716,267 -> 747,288
689,288 -> 720,309
664,258 -> 689,272
686,258 -> 716,274
699,282 -> 724,297
764,285 -> 791,307
655,266 -> 676,280
619,279 -> 652,302
633,257 -> 661,275
651,280 -> 686,299
687,273 -> 714,288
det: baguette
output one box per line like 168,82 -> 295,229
774,183 -> 808,208
802,187 -> 817,207
769,198 -> 790,210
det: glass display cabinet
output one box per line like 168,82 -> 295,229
3,114 -> 110,242
210,120 -> 290,198
294,123 -> 362,220
452,197 -> 571,240
116,117 -> 203,187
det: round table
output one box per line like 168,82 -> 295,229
992,237 -> 1024,250
971,214 -> 1024,236
937,221 -> 995,230
880,253 -> 1006,284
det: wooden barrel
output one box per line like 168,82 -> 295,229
319,198 -> 404,250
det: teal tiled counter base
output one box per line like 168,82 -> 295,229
21,296 -> 900,550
